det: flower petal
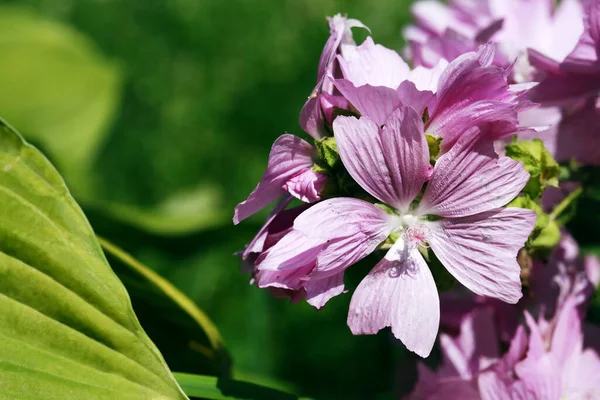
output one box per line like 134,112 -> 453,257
299,15 -> 368,138
396,80 -> 434,115
234,134 -> 315,224
563,0 -> 600,71
555,99 -> 600,165
257,229 -> 326,271
406,59 -> 449,93
283,170 -> 327,203
292,198 -> 393,275
419,131 -> 529,217
333,106 -> 429,210
425,208 -> 537,303
348,239 -> 440,357
333,79 -> 403,126
431,101 -> 520,151
338,36 -> 410,88
242,195 -> 293,259
426,45 -> 524,148
318,15 -> 369,82
299,93 -> 326,139
305,271 -> 346,309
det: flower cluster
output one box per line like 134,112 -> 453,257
233,0 -> 600,365
410,234 -> 600,399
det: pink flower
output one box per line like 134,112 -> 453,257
406,0 -> 584,83
479,298 -> 600,400
333,40 -> 535,152
240,203 -> 315,304
403,0 -> 600,164
233,134 -> 326,224
411,298 -> 600,399
411,307 -> 500,399
257,105 -> 535,356
530,231 -> 600,317
526,0 -> 600,165
529,0 -> 600,105
299,14 -> 368,138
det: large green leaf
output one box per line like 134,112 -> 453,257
0,6 -> 121,189
99,236 -> 231,375
0,119 -> 187,399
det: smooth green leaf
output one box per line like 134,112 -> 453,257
99,236 -> 231,375
173,373 -> 309,400
0,119 -> 186,399
0,6 -> 121,187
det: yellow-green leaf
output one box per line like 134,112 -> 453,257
0,119 -> 186,399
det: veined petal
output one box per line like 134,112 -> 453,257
234,134 -> 315,224
300,15 -> 368,138
293,197 -> 393,239
333,106 -> 429,210
427,45 -> 521,145
429,101 -> 520,151
292,198 -> 393,276
419,131 -> 529,217
255,262 -> 314,291
257,229 -> 326,271
338,37 -> 410,88
305,271 -> 346,309
334,79 -> 403,126
425,208 -> 537,303
348,239 -> 440,357
318,15 -> 369,82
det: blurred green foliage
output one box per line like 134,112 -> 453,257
0,0 -> 414,398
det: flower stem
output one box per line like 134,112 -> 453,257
549,186 -> 583,220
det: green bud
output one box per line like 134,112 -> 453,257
314,136 -> 340,170
426,134 -> 443,162
505,139 -> 560,199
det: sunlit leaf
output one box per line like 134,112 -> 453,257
0,119 -> 186,399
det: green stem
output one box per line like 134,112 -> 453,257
549,186 -> 583,220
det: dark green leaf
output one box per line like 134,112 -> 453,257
174,373 -> 310,400
99,236 -> 231,375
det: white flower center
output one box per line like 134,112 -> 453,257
390,213 -> 430,248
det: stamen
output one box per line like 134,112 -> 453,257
403,224 -> 431,249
